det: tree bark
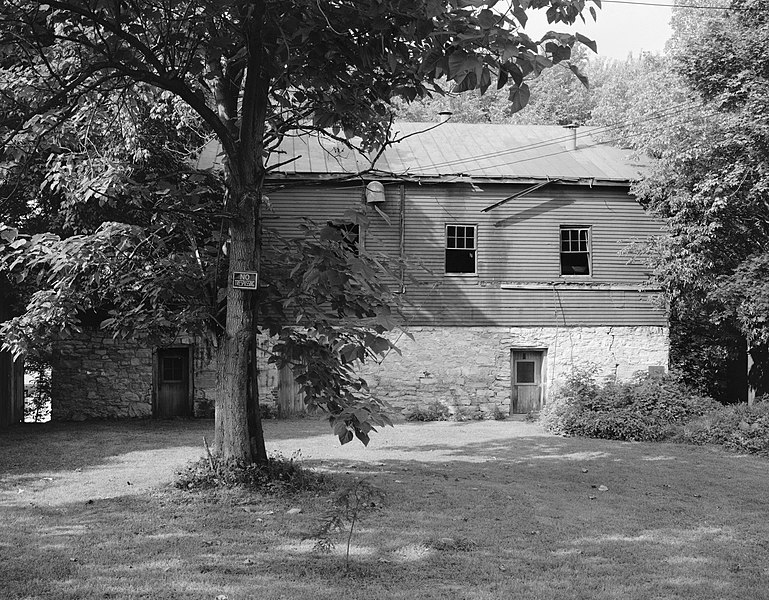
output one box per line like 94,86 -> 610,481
213,3 -> 270,463
249,292 -> 268,464
214,208 -> 257,462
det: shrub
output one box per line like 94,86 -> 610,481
541,368 -> 720,442
682,399 -> 769,455
404,401 -> 451,422
452,405 -> 486,421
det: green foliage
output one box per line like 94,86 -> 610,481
0,0 -> 602,459
682,399 -> 769,456
629,4 -> 769,393
452,406 -> 487,421
541,368 -> 720,442
23,356 -> 51,423
403,401 -> 506,422
405,401 -> 451,422
176,451 -> 328,494
305,478 -> 385,571
0,221 -> 219,356
668,313 -> 748,403
492,405 -> 508,421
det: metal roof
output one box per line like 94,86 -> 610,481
196,122 -> 648,184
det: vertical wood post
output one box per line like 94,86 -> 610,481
747,341 -> 756,407
277,363 -> 306,418
399,183 -> 406,292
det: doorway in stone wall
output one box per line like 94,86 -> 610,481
511,349 -> 546,414
154,347 -> 193,417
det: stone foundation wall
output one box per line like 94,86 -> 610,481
50,326 -> 668,421
51,333 -> 155,420
50,330 -> 280,421
360,326 -> 669,417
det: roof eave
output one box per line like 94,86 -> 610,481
265,172 -> 638,186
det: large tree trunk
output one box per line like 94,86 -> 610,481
212,5 -> 270,464
214,208 -> 257,462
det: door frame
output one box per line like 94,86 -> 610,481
152,345 -> 194,417
510,347 -> 548,414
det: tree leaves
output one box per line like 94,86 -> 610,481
508,82 -> 531,112
0,0 -> 603,452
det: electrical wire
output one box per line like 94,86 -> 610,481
409,100 -> 699,171
599,0 -> 735,10
415,98 -> 699,173
465,102 -> 696,174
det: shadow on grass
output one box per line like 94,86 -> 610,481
3,445 -> 769,600
0,416 -> 345,479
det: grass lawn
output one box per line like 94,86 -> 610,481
2,418 -> 769,600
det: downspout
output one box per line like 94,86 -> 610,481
399,183 -> 406,292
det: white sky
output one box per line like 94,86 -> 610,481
524,1 -> 674,60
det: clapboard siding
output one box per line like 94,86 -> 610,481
399,183 -> 660,283
267,181 -> 666,327
401,281 -> 664,326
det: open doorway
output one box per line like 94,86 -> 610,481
154,347 -> 193,417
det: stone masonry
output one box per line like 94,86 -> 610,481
49,331 -> 223,420
360,325 -> 670,417
50,326 -> 668,421
50,329 -> 280,420
51,332 -> 156,420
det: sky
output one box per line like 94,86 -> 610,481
525,1 -> 674,60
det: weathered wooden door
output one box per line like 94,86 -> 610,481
511,350 -> 544,414
277,363 -> 306,418
155,348 -> 191,417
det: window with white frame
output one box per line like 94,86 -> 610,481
445,224 -> 476,274
560,226 -> 591,275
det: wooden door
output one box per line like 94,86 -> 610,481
155,348 -> 191,417
277,363 -> 306,418
511,350 -> 544,414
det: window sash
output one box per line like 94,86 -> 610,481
561,227 -> 589,252
560,227 -> 591,275
445,224 -> 477,274
446,225 -> 476,250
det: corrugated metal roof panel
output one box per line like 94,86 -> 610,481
196,122 -> 648,183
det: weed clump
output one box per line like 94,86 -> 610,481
405,401 -> 508,422
404,401 -> 451,422
430,536 -> 478,552
176,450 -> 328,494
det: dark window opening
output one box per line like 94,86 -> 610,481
446,224 -> 476,274
516,361 -> 536,384
560,227 -> 590,275
162,356 -> 184,382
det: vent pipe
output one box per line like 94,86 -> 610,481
563,123 -> 578,151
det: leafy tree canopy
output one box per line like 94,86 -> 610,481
0,0 -> 600,461
633,0 -> 769,395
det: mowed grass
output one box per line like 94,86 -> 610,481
2,418 -> 769,600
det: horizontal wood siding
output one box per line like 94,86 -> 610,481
268,181 -> 667,327
401,281 -> 665,326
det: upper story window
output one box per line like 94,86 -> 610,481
560,226 -> 591,276
445,224 -> 476,274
